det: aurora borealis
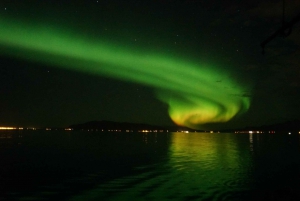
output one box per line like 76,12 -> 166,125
0,16 -> 250,128
2,2 -> 300,201
1,0 -> 300,129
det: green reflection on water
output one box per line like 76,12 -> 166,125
168,132 -> 252,191
4,132 -> 300,201
170,132 -> 241,169
70,132 -> 254,201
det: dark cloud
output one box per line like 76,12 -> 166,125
248,1 -> 300,19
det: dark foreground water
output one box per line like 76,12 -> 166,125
1,131 -> 300,201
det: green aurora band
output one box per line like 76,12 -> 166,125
0,18 -> 250,129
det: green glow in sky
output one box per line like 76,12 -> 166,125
0,17 -> 250,128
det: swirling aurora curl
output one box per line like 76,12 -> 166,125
0,18 -> 250,129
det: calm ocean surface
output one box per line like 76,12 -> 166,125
1,130 -> 300,201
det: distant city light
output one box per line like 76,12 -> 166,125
0,127 -> 16,130
0,127 -> 24,130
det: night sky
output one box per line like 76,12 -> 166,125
0,0 -> 300,129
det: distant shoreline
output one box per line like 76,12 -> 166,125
1,119 -> 299,133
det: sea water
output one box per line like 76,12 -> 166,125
1,130 -> 300,201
